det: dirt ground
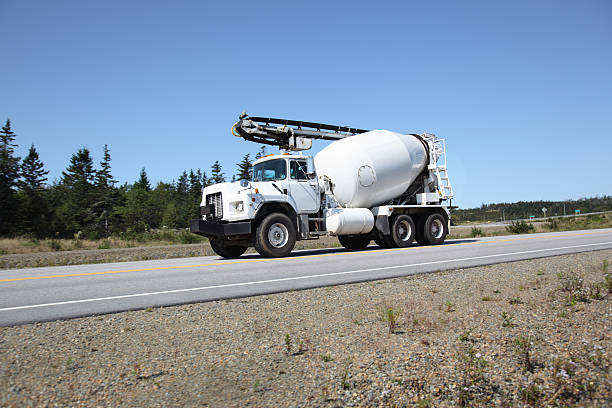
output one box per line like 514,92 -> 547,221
1,249 -> 610,407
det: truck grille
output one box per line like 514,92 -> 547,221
206,192 -> 223,220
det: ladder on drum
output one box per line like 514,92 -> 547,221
422,134 -> 454,200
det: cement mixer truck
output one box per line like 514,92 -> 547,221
190,114 -> 454,258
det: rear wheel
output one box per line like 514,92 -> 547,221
422,213 -> 448,245
389,214 -> 415,248
254,212 -> 297,257
209,238 -> 248,259
414,215 -> 427,246
338,234 -> 371,250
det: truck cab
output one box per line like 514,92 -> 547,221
190,154 -> 321,258
252,155 -> 320,213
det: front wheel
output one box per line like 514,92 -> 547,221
209,238 -> 248,259
254,212 -> 297,257
338,234 -> 371,250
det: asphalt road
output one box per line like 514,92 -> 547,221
2,228 -> 612,327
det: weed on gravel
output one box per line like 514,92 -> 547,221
514,335 -> 535,372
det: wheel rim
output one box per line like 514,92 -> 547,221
430,219 -> 444,239
268,223 -> 289,248
397,220 -> 412,241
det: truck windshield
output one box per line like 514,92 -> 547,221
252,159 -> 287,181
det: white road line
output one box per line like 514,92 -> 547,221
1,241 -> 611,312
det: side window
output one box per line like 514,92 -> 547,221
290,160 -> 308,180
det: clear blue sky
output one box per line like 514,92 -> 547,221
1,0 -> 611,208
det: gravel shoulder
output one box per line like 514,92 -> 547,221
1,250 -> 611,407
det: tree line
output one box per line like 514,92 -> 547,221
452,196 -> 612,223
0,119 -> 267,239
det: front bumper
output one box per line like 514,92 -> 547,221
190,219 -> 252,237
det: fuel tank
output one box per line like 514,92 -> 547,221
325,208 -> 375,235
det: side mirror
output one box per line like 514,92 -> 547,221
306,157 -> 315,177
239,179 -> 250,188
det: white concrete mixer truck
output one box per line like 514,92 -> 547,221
190,114 -> 454,258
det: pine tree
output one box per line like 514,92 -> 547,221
116,167 -> 153,232
147,182 -> 174,229
210,161 -> 225,184
20,144 -> 48,191
18,144 -> 50,237
200,169 -> 209,187
161,201 -> 178,228
188,169 -> 203,197
236,153 -> 252,181
0,119 -> 21,235
175,171 -> 192,227
92,145 -> 119,237
134,167 -> 151,191
176,171 -> 188,194
95,145 -> 116,189
62,148 -> 95,187
58,148 -> 96,236
120,187 -> 150,232
186,169 -> 205,222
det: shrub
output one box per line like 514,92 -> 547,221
284,333 -> 292,354
558,271 -> 589,304
456,342 -> 488,406
514,335 -> 534,372
49,239 -> 61,251
520,383 -> 542,405
547,218 -> 559,230
97,239 -> 111,249
506,220 -> 535,234
383,307 -> 400,333
470,227 -> 483,237
508,295 -> 524,305
340,359 -> 352,390
501,312 -> 514,327
602,260 -> 612,294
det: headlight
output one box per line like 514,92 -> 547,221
230,201 -> 244,213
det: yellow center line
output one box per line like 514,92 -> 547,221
1,230 -> 610,283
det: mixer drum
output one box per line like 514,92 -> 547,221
314,130 -> 428,208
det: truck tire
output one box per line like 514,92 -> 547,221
338,234 -> 371,250
414,215 -> 427,246
209,238 -> 248,259
374,234 -> 393,249
389,214 -> 415,248
422,213 -> 447,245
254,212 -> 296,257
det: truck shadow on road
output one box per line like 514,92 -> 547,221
232,239 -> 479,260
